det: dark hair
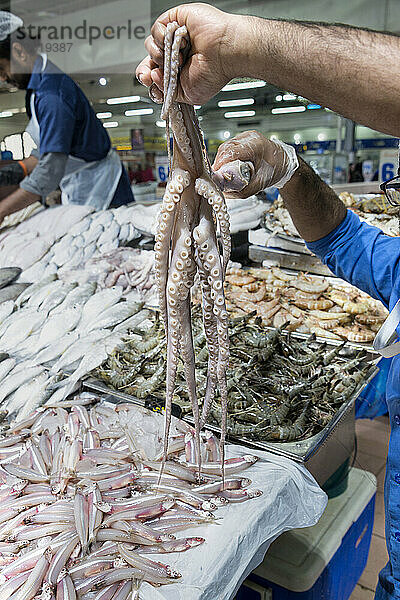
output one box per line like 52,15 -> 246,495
0,30 -> 40,60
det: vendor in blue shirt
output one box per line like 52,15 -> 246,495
0,11 -> 133,224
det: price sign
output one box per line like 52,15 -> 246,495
155,155 -> 170,183
379,150 -> 398,182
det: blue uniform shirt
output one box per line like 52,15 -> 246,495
26,56 -> 134,206
307,209 -> 400,597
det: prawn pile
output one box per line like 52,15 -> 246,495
93,309 -> 375,443
0,393 -> 261,600
223,266 -> 388,344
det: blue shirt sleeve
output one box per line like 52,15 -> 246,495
35,91 -> 75,156
306,209 -> 400,309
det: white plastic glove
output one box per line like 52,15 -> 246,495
212,130 -> 299,198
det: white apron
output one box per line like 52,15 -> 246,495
25,54 -> 122,210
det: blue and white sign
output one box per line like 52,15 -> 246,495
155,155 -> 170,184
379,150 -> 398,182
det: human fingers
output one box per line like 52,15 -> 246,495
136,56 -> 153,87
144,35 -> 164,67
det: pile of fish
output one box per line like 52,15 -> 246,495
0,277 -> 154,418
0,205 -> 94,273
0,393 -> 261,599
59,248 -> 157,306
93,308 -> 374,443
124,197 -> 265,237
19,206 -> 140,283
222,266 -> 388,344
0,205 -> 141,284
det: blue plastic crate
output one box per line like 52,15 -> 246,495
236,469 -> 376,600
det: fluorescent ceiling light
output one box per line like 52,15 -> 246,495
156,120 -> 166,128
194,105 -> 201,109
0,111 -> 13,118
224,110 -> 256,119
125,108 -> 153,117
96,112 -> 112,119
222,80 -> 265,91
103,121 -> 118,128
307,104 -> 321,110
107,95 -> 140,105
283,93 -> 296,101
271,106 -> 306,114
218,98 -> 254,108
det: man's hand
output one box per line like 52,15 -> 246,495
136,3 -> 244,105
212,131 -> 299,198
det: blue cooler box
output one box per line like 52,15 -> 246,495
236,468 -> 377,600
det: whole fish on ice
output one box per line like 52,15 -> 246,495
15,274 -> 57,308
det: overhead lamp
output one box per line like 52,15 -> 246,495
107,95 -> 140,105
271,106 -> 306,114
224,110 -> 255,119
125,108 -> 154,116
283,93 -> 296,101
222,80 -> 265,91
103,121 -> 118,128
223,130 -> 231,139
96,112 -> 112,119
99,77 -> 107,86
0,111 -> 13,118
218,98 -> 254,108
194,105 -> 201,109
317,132 -> 327,141
156,120 -> 166,127
275,95 -> 283,102
307,104 -> 322,110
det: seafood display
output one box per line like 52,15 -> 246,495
59,248 -> 157,306
222,266 -> 387,344
152,23 -> 234,477
93,308 -> 373,444
0,205 -> 140,283
126,196 -> 265,237
264,193 -> 400,240
0,393 -> 262,599
0,277 -> 156,417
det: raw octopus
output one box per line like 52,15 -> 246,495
152,23 -> 236,475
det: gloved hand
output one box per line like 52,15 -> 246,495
212,131 -> 299,198
0,162 -> 25,187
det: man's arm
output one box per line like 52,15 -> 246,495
243,19 -> 400,136
138,4 -> 400,136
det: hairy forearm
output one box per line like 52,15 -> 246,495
236,17 -> 400,136
280,158 -> 347,242
0,188 -> 40,220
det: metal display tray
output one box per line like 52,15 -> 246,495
84,343 -> 378,488
248,245 -> 335,277
184,364 -> 377,487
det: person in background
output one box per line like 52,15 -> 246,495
0,10 -> 134,226
137,4 -> 400,598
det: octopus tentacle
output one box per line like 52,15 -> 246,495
161,25 -> 187,120
195,178 -> 231,275
154,168 -> 190,326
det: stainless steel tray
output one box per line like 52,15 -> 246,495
184,364 -> 378,487
248,245 -> 334,277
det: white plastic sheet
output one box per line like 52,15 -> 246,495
135,439 -> 326,599
107,402 -> 327,600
